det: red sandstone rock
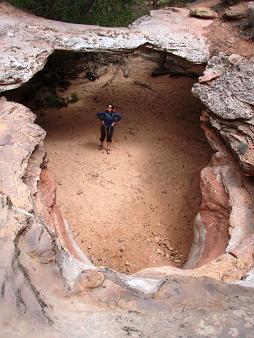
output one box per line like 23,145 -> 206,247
3,103 -> 254,338
0,3 -> 254,336
224,3 -> 248,20
72,270 -> 105,293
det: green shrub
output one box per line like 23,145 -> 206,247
8,0 -> 193,26
68,92 -> 79,104
156,0 -> 193,5
84,0 -> 148,27
8,0 -> 148,26
43,93 -> 65,108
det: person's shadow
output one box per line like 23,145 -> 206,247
82,141 -> 98,150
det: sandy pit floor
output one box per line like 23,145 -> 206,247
36,56 -> 211,273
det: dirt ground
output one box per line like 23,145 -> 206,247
36,56 -> 211,273
202,0 -> 254,57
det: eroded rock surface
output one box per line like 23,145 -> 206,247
0,3 -> 213,92
0,97 -> 45,210
1,191 -> 254,337
184,53 -> 254,273
190,7 -> 218,19
185,111 -> 254,269
193,54 -> 254,120
0,2 -> 254,337
224,3 -> 248,19
1,93 -> 254,336
193,55 -> 254,175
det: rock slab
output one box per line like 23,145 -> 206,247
0,4 -> 213,92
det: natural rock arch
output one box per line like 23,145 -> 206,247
0,2 -> 254,337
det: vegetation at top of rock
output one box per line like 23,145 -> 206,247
68,92 -> 79,104
40,92 -> 66,108
8,0 -> 146,26
7,0 -> 192,26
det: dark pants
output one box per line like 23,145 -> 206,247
100,125 -> 114,143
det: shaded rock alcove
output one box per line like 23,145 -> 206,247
1,2 -> 254,337
5,50 -> 211,273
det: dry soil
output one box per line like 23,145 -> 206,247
36,56 -> 211,273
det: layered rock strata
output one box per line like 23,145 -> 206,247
185,55 -> 254,269
0,96 -> 254,336
0,3 -> 212,92
193,55 -> 254,175
0,2 -> 254,336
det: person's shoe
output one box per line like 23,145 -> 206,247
106,148 -> 111,154
98,144 -> 103,150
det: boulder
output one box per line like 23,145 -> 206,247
208,114 -> 254,176
224,4 -> 248,19
190,7 -> 218,19
193,54 -> 254,176
192,54 -> 254,120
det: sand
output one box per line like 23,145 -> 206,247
36,55 -> 211,273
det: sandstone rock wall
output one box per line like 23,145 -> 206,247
193,55 -> 254,177
0,1 -> 253,281
186,54 -> 254,268
1,184 -> 254,337
0,68 -> 253,336
0,3 -> 212,92
0,2 -> 254,336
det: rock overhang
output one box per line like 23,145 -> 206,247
192,54 -> 254,120
193,54 -> 254,176
0,3 -> 212,92
1,2 -> 254,336
0,0 -> 254,278
0,0 -> 254,277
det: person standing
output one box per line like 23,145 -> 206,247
96,104 -> 122,154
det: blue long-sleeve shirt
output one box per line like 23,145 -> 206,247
97,111 -> 122,126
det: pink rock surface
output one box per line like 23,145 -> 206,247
199,70 -> 221,83
184,111 -> 254,270
0,3 -> 254,336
